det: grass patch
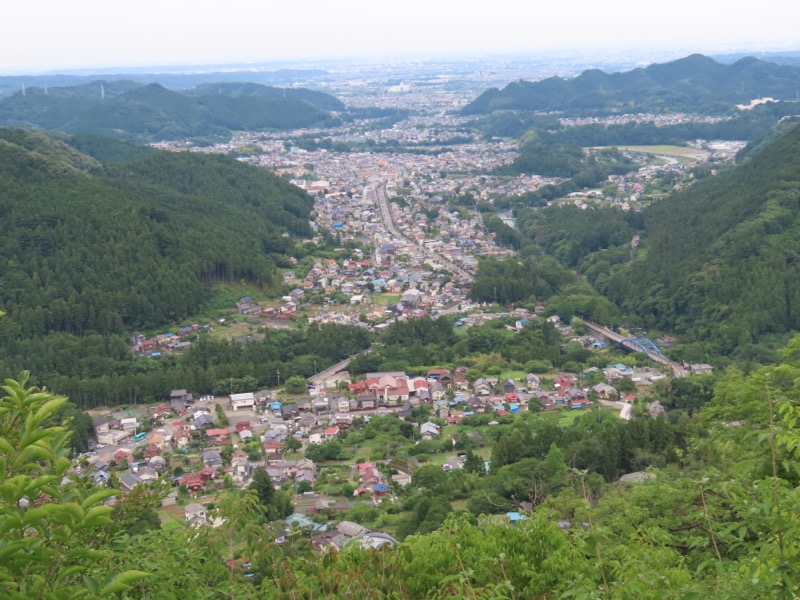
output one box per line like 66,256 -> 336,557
374,294 -> 401,307
539,409 -> 587,427
196,282 -> 272,321
499,370 -> 526,383
450,499 -> 469,511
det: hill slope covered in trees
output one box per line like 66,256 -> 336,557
0,129 -> 312,339
519,122 -> 800,359
604,122 -> 800,351
0,80 -> 343,141
462,54 -> 800,115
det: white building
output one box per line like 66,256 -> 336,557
230,392 -> 255,411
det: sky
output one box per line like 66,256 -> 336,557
2,0 -> 798,74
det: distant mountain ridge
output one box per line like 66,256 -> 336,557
462,54 -> 800,115
0,68 -> 331,97
0,80 -> 343,141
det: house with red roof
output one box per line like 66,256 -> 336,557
173,427 -> 193,448
198,466 -> 218,482
205,428 -> 230,444
348,380 -> 368,393
367,374 -> 410,406
179,476 -> 204,494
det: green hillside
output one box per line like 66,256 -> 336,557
594,123 -> 800,352
0,129 -> 312,339
0,80 -> 343,141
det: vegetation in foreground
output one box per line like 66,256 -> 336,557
4,328 -> 800,597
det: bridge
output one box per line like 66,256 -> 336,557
583,321 -> 687,377
616,337 -> 664,357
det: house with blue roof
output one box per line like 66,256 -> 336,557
507,512 -> 528,525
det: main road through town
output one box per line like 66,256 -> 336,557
366,182 -> 474,283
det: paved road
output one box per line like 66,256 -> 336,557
307,346 -> 376,387
368,182 -> 474,283
600,399 -> 634,420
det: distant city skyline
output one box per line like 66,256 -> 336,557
3,0 -> 798,74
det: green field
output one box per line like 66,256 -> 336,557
616,145 -> 709,159
374,294 -> 401,307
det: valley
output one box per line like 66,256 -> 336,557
3,49 -> 800,598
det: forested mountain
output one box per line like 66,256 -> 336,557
463,54 -> 800,115
0,128 -> 312,339
0,80 -> 343,141
523,122 -> 800,358
0,68 -> 331,98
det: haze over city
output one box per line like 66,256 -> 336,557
4,0 -> 798,74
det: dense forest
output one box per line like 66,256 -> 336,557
5,330 -> 800,597
514,121 -> 800,363
462,53 -> 800,115
0,80 -> 343,141
0,129 -> 320,396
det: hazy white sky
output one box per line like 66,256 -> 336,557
2,0 -> 798,73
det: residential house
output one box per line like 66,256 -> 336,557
420,422 -> 441,439
322,426 -> 340,441
170,389 -> 192,403
194,414 -> 216,429
179,476 -> 204,494
136,466 -> 159,483
295,468 -> 316,488
525,373 -> 541,390
185,503 -> 207,527
173,427 -> 192,448
356,393 -> 377,410
603,364 -> 634,381
142,444 -> 161,460
428,369 -> 453,387
149,455 -> 167,471
473,378 -> 492,397
430,382 -> 446,401
592,383 -> 618,399
203,450 -> 223,468
119,417 -> 139,431
205,428 -> 230,445
446,410 -> 465,425
118,474 -> 141,492
92,415 -> 112,434
96,429 -> 131,446
148,404 -> 171,423
267,468 -> 287,485
281,403 -> 299,419
230,450 -> 250,483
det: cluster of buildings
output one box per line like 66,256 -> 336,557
130,325 -> 207,357
558,112 -> 731,128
